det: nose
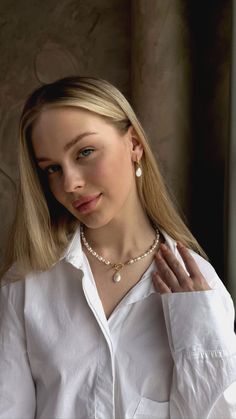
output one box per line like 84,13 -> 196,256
63,166 -> 85,193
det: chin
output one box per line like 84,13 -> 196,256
79,214 -> 115,230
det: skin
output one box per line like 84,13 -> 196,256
153,242 -> 211,293
31,106 -> 211,294
32,107 -> 143,230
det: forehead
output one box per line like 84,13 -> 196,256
30,106 -> 124,158
32,106 -> 108,136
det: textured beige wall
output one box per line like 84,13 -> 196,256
0,0 -> 130,265
0,0 -> 231,283
131,0 -> 232,281
131,0 -> 192,217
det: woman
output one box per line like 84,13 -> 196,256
0,76 -> 236,419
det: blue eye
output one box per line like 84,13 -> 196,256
78,148 -> 94,158
44,165 -> 61,175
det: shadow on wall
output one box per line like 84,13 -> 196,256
188,0 -> 231,281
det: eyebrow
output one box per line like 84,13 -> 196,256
36,131 -> 98,163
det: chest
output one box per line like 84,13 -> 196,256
84,251 -> 156,319
25,271 -> 172,418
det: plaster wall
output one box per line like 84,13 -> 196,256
0,0 -> 130,264
0,0 -> 231,283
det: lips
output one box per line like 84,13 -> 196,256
72,193 -> 101,212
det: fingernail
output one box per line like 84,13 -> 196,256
177,241 -> 184,248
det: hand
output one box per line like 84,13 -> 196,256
152,242 -> 212,294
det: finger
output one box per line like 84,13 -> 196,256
154,251 -> 181,291
159,243 -> 191,286
176,242 -> 202,278
152,272 -> 172,294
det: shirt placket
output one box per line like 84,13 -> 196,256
81,274 -> 115,419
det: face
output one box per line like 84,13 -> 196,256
31,106 -> 143,229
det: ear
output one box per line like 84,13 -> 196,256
127,126 -> 144,162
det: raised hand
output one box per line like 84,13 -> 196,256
153,242 -> 212,294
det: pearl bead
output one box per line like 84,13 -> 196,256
136,167 -> 142,177
113,272 -> 121,283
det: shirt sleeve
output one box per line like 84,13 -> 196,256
161,279 -> 236,418
0,277 -> 36,419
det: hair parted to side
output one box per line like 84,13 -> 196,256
2,76 -> 207,278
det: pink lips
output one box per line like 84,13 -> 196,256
72,193 -> 102,213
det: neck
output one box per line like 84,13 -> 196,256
81,209 -> 156,263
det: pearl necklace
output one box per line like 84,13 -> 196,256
80,224 -> 160,283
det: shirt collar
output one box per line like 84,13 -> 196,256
60,224 -> 83,269
160,227 -> 178,255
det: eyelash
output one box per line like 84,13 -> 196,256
44,165 -> 60,175
77,148 -> 94,159
43,148 -> 95,175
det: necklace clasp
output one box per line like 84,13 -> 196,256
113,263 -> 124,271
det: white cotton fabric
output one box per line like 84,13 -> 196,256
0,227 -> 236,419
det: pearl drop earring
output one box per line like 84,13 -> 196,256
135,161 -> 142,177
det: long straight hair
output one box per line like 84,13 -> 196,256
2,76 -> 207,277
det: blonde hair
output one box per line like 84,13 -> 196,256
2,76 -> 207,277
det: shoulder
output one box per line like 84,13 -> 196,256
0,264 -> 27,324
186,251 -> 235,320
1,262 -> 25,287
188,250 -> 219,288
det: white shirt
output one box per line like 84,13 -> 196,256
1,226 -> 236,419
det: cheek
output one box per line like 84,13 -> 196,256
47,177 -> 63,200
95,148 -> 131,179
92,162 -> 114,181
87,156 -> 116,182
